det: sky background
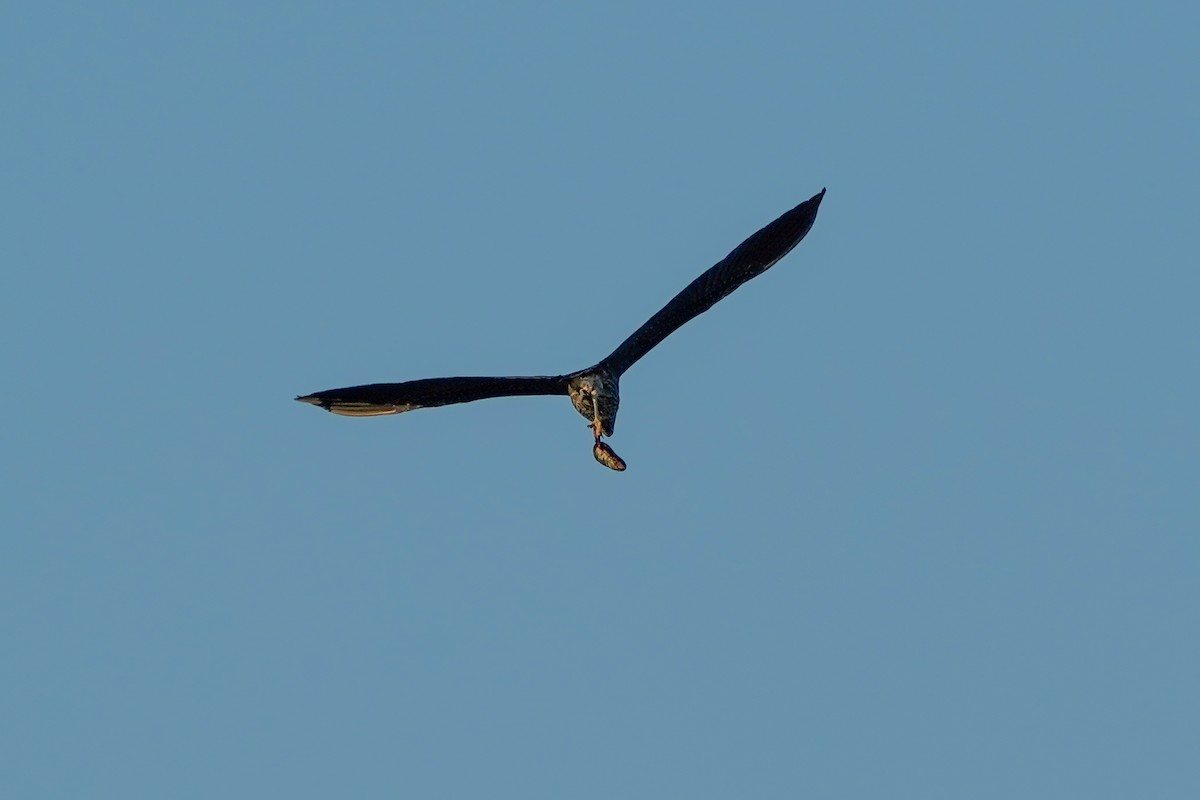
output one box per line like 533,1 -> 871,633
3,2 -> 1197,797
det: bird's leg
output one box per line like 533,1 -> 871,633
589,403 -> 626,471
590,395 -> 604,443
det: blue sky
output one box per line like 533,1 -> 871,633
3,2 -> 1197,797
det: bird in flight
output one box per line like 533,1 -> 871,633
297,188 -> 826,470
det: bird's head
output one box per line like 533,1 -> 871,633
567,370 -> 620,438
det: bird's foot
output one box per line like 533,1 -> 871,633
587,419 -> 624,470
593,439 -> 627,471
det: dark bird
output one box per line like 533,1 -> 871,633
297,189 -> 826,470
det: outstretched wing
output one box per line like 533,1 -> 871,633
599,189 -> 825,375
296,375 -> 569,417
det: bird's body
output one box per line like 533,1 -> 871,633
297,189 -> 826,469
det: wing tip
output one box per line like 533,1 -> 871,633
295,394 -> 328,409
295,392 -> 408,417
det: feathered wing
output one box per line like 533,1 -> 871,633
296,375 -> 569,417
598,189 -> 826,376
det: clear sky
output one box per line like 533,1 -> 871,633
3,2 -> 1197,797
